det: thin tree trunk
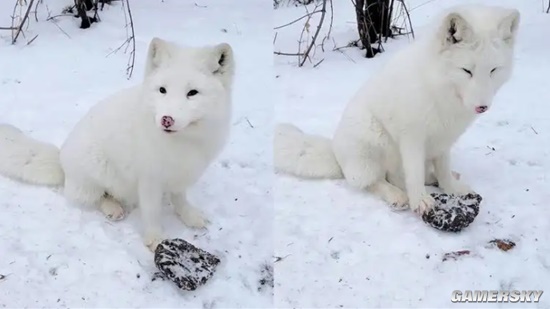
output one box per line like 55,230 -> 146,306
75,0 -> 91,29
354,0 -> 392,58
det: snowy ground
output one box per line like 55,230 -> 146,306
275,0 -> 550,307
0,0 -> 272,307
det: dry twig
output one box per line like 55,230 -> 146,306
10,0 -> 22,39
299,0 -> 327,66
296,2 -> 319,64
319,0 -> 334,52
274,51 -> 304,56
53,21 -> 71,39
33,0 -> 41,22
274,0 -> 333,67
399,0 -> 414,39
273,9 -> 323,30
113,0 -> 136,79
12,0 -> 36,44
390,0 -> 415,38
26,33 -> 38,45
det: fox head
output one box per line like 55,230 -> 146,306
141,37 -> 235,134
436,5 -> 520,115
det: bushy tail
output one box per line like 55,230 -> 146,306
0,124 -> 64,186
273,123 -> 343,179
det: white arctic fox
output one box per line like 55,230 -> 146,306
0,37 -> 235,250
275,5 -> 520,214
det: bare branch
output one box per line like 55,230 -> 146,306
409,0 -> 436,12
273,9 -> 323,30
274,51 -> 305,56
11,0 -> 21,41
299,0 -> 327,66
46,13 -> 73,21
313,58 -> 324,67
296,3 -> 317,64
119,0 -> 136,79
33,0 -> 41,22
52,20 -> 71,39
26,33 -> 38,45
399,0 -> 414,39
319,0 -> 334,53
12,0 -> 35,44
273,0 -> 333,68
326,0 -> 334,38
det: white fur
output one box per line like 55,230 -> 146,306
274,123 -> 343,179
275,5 -> 519,214
0,124 -> 64,186
0,37 -> 235,250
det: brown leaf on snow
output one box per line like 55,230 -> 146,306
442,250 -> 471,262
488,239 -> 516,252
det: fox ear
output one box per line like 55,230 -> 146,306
440,12 -> 473,47
498,9 -> 520,45
144,37 -> 173,77
210,43 -> 235,89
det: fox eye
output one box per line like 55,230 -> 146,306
187,89 -> 199,97
490,67 -> 497,74
462,68 -> 472,77
159,87 -> 167,94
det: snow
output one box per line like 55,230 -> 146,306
1,0 -> 549,307
0,0 -> 272,307
274,0 -> 550,307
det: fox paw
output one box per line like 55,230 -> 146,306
144,234 -> 162,252
409,193 -> 436,215
177,206 -> 209,229
100,199 -> 126,221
